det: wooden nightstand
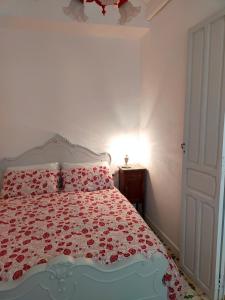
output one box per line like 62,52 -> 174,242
119,165 -> 146,217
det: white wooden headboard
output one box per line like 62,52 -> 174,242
0,134 -> 111,190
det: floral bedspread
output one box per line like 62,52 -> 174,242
0,188 -> 183,299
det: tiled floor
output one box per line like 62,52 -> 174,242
144,215 -> 208,299
166,246 -> 208,299
146,222 -> 208,299
181,274 -> 209,299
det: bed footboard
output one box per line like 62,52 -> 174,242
0,253 -> 168,300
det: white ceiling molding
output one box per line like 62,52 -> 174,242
145,0 -> 172,21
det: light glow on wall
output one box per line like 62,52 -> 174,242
108,131 -> 151,166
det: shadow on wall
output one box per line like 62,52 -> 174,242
144,171 -> 158,224
63,0 -> 141,25
113,170 -> 119,188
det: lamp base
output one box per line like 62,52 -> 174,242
121,165 -> 131,169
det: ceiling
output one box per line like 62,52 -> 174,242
0,0 -> 172,38
0,0 -> 149,27
0,0 -> 172,26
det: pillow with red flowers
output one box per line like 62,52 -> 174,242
1,163 -> 60,199
62,163 -> 114,192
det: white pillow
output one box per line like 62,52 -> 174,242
62,161 -> 109,169
7,162 -> 59,171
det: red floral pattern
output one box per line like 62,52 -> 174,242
1,169 -> 59,199
62,165 -> 114,192
0,188 -> 183,299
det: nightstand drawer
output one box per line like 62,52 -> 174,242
122,171 -> 143,182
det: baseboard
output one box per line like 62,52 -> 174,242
145,215 -> 180,258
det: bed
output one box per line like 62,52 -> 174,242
0,135 -> 183,300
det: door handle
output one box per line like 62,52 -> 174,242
181,143 -> 186,154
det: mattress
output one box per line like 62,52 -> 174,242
0,188 -> 182,298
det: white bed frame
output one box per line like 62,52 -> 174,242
0,135 -> 168,300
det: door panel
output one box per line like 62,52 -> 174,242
184,196 -> 197,274
182,11 -> 225,299
187,169 -> 216,197
188,28 -> 204,164
204,18 -> 225,168
199,203 -> 214,287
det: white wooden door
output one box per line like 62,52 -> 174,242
181,9 -> 225,300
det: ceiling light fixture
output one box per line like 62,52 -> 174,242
80,0 -> 128,15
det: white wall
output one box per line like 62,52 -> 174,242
141,0 -> 225,251
0,27 -> 141,162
